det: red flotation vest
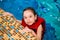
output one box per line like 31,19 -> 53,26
22,16 -> 45,34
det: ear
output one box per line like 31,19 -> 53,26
35,15 -> 37,20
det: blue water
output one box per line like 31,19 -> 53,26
0,0 -> 60,40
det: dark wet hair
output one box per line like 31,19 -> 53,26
23,7 -> 37,16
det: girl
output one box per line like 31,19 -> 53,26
3,7 -> 45,40
21,7 -> 45,40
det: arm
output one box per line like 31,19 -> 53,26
23,26 -> 36,36
37,24 -> 43,40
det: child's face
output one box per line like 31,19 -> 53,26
23,10 -> 37,25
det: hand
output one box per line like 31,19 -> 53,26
16,20 -> 22,24
23,26 -> 36,36
3,12 -> 13,16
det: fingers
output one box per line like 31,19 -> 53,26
0,9 -> 13,16
25,27 -> 36,36
16,20 -> 22,24
0,8 -> 5,14
22,27 -> 31,32
31,30 -> 36,36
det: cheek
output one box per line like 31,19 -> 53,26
30,18 -> 34,21
30,18 -> 35,22
24,19 -> 27,23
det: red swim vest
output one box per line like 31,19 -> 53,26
21,16 -> 45,34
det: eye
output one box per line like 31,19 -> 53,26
24,17 -> 27,19
30,16 -> 32,18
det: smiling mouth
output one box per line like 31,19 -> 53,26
27,22 -> 32,24
27,22 -> 30,23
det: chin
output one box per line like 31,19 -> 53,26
27,23 -> 33,26
28,24 -> 32,25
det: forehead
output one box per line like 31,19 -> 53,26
23,10 -> 34,16
24,9 -> 33,13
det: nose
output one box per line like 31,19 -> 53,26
27,18 -> 30,22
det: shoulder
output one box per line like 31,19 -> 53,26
37,17 -> 45,29
37,17 -> 45,26
37,24 -> 43,33
38,17 -> 45,22
38,24 -> 42,28
38,17 -> 45,32
21,19 -> 26,27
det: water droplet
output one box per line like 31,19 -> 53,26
0,0 -> 3,2
50,15 -> 52,17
